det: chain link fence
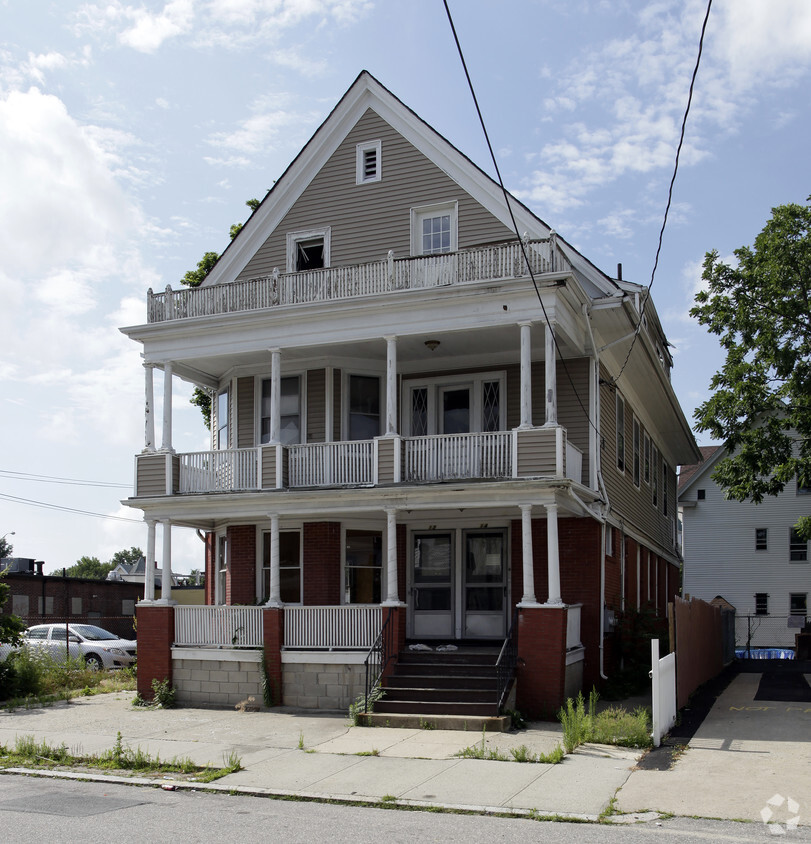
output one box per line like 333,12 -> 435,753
735,614 -> 806,654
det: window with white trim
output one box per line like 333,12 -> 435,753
260,375 -> 301,445
662,461 -> 668,516
616,394 -> 625,472
217,389 -> 229,450
286,227 -> 331,273
790,592 -> 807,616
755,593 -> 768,616
789,527 -> 808,562
261,530 -> 301,604
410,202 -> 458,255
348,374 -> 381,440
651,444 -> 659,508
344,529 -> 382,604
356,140 -> 381,184
755,528 -> 767,551
643,432 -> 650,484
402,372 -> 506,435
632,417 -> 641,487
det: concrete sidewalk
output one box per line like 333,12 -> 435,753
0,693 -> 638,820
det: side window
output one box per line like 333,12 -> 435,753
755,593 -> 768,616
632,418 -> 640,487
262,531 -> 301,604
217,389 -> 229,450
344,530 -> 382,604
410,202 -> 458,255
643,433 -> 650,484
790,593 -> 807,616
260,376 -> 301,445
651,445 -> 659,508
789,528 -> 808,562
755,528 -> 767,550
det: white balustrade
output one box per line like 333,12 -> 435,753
284,605 -> 382,649
179,448 -> 260,492
566,603 -> 583,650
174,605 -> 264,648
404,431 -> 512,482
148,239 -> 568,322
288,440 -> 374,487
566,440 -> 583,484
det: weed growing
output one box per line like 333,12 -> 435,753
557,688 -> 652,753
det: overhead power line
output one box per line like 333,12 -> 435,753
0,493 -> 142,524
0,469 -> 130,489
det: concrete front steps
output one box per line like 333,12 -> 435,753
367,646 -> 511,731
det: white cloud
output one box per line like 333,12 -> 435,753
119,0 -> 196,53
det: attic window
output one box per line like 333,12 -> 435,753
286,227 -> 331,273
356,140 -> 381,184
410,201 -> 458,255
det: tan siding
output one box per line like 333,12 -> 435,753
377,437 -> 395,484
135,454 -> 167,497
237,109 -> 515,280
516,428 -> 557,476
600,365 -> 676,552
306,369 -> 326,443
557,359 -> 591,486
261,446 -> 276,488
333,368 -> 342,441
237,377 -> 254,449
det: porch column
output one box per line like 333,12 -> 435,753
143,362 -> 156,452
266,513 -> 282,607
519,322 -> 533,428
544,322 -> 557,426
385,335 -> 397,435
383,508 -> 401,604
518,503 -> 540,606
144,519 -> 157,602
161,362 -> 173,452
269,348 -> 281,443
160,519 -> 173,603
544,502 -> 563,605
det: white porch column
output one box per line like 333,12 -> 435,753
144,519 -> 156,602
544,501 -> 563,605
161,362 -> 173,452
269,348 -> 281,444
544,322 -> 558,426
383,508 -> 401,604
385,335 -> 398,435
519,322 -> 533,428
518,503 -> 540,606
266,513 -> 282,607
160,519 -> 173,602
143,363 -> 156,452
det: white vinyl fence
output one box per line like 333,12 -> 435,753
650,637 -> 677,747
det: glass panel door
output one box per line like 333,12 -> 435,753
410,533 -> 453,638
440,386 -> 470,434
463,530 -> 506,638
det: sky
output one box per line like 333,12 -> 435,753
1,0 -> 810,575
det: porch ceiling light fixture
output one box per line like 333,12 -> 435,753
424,340 -> 440,352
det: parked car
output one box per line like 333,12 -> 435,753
22,624 -> 136,670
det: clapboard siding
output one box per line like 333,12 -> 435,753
556,359 -> 590,486
236,109 -> 515,280
237,377 -> 254,449
136,453 -> 167,496
600,366 -> 677,552
306,369 -> 326,443
516,428 -> 557,476
376,437 -> 396,484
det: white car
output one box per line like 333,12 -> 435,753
23,624 -> 137,670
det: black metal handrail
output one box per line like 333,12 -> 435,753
363,610 -> 395,715
495,608 -> 519,712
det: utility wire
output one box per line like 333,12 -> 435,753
612,0 -> 713,386
0,469 -> 129,489
0,493 -> 142,524
442,0 -> 597,433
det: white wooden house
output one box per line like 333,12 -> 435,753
680,446 -> 811,650
122,71 -> 700,719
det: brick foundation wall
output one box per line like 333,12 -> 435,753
227,525 -> 256,605
136,604 -> 174,700
516,606 -> 568,718
302,522 -> 341,604
204,532 -> 216,605
263,607 -> 284,706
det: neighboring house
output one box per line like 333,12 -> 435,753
106,556 -> 177,590
679,445 -> 811,648
122,71 -> 700,716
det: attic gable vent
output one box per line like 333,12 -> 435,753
356,140 -> 381,184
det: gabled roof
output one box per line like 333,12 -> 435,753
204,70 -> 620,299
678,445 -> 723,495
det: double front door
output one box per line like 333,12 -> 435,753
409,529 -> 508,640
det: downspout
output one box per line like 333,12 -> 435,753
600,521 -> 607,679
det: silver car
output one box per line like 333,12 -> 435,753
23,624 -> 136,670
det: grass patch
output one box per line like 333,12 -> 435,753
355,749 -> 380,757
558,689 -> 652,753
0,731 -> 241,783
454,729 -> 564,764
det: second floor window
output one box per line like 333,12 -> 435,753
261,376 -> 301,445
217,390 -> 229,450
789,527 -> 808,562
348,374 -> 380,440
755,528 -> 767,550
755,593 -> 768,615
616,394 -> 625,472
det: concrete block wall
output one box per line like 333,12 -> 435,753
282,661 -> 365,710
173,654 -> 262,707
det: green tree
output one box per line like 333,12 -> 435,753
110,547 -> 144,569
691,195 -> 811,533
0,575 -> 26,647
183,198 -> 260,428
0,535 -> 12,559
64,556 -> 115,580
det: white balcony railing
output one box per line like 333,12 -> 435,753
288,440 -> 375,487
404,431 -> 513,482
174,605 -> 264,648
284,605 -> 382,649
178,448 -> 260,492
565,441 -> 583,484
147,238 -> 570,323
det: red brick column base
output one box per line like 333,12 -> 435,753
262,607 -> 284,706
381,605 -> 406,683
136,605 -> 174,700
516,605 -> 569,719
